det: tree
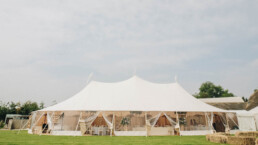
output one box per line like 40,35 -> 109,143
17,101 -> 40,115
39,102 -> 44,109
194,81 -> 234,98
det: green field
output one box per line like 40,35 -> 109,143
0,130 -> 227,145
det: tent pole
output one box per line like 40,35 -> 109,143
113,112 -> 116,136
176,111 -> 181,136
49,111 -> 55,135
75,112 -> 82,132
225,113 -> 230,133
204,112 -> 208,130
111,112 -> 115,137
145,112 -> 148,137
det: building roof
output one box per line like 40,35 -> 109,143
199,97 -> 244,103
41,76 -> 226,112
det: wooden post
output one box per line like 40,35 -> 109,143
113,112 -> 116,136
75,112 -> 82,131
145,112 -> 148,137
176,111 -> 181,136
225,113 -> 230,133
110,112 -> 115,137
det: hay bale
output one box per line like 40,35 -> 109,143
214,132 -> 231,136
206,134 -> 211,141
208,134 -> 228,144
227,136 -> 255,145
235,131 -> 258,138
256,138 -> 258,145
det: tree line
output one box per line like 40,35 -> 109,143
0,101 -> 44,122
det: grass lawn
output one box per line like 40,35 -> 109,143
0,130 -> 227,145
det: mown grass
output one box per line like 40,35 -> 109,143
0,130 -> 227,145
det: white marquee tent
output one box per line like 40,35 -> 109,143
250,106 -> 258,130
42,76 -> 225,112
30,76 -> 234,136
232,110 -> 257,131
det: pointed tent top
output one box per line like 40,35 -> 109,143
86,73 -> 94,85
41,75 -> 227,112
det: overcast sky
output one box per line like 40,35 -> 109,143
0,0 -> 257,106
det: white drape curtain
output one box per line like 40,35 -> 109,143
226,113 -> 239,128
83,112 -> 100,130
217,113 -> 227,128
146,113 -> 161,127
163,112 -> 177,127
47,112 -> 52,129
205,112 -> 214,130
102,112 -> 113,130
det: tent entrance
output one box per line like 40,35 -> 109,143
213,114 -> 225,132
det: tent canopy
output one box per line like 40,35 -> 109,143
42,76 -> 226,112
250,106 -> 258,114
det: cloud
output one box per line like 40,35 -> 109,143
0,0 -> 258,105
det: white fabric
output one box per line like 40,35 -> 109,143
41,76 -> 226,112
92,126 -> 108,135
205,112 -> 214,130
233,110 -> 256,131
226,113 -> 239,128
217,113 -> 227,128
199,97 -> 244,103
237,116 -> 256,131
47,112 -> 52,130
164,112 -> 177,126
146,113 -> 161,127
81,112 -> 100,131
149,127 -> 173,136
249,107 -> 258,131
102,113 -> 113,129
180,130 -> 213,136
114,131 -> 147,136
250,106 -> 258,114
254,115 -> 258,131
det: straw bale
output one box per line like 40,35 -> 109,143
214,132 -> 231,136
235,131 -> 258,138
256,138 -> 258,145
207,134 -> 228,144
227,136 -> 255,145
206,134 -> 211,141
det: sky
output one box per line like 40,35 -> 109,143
0,0 -> 257,106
